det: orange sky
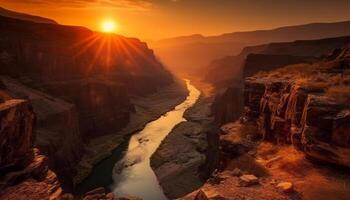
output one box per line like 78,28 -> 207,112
1,0 -> 350,40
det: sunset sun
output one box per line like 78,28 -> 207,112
101,20 -> 117,33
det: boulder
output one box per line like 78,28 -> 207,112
276,182 -> 294,193
238,174 -> 259,187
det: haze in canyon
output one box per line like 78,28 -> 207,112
1,1 -> 350,200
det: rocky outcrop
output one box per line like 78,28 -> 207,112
0,99 -> 63,200
242,45 -> 350,167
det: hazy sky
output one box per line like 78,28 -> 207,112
1,0 -> 350,40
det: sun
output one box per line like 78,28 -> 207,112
101,20 -> 117,33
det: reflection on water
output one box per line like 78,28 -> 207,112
110,79 -> 200,200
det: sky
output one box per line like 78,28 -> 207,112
1,0 -> 350,40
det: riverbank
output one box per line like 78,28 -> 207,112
74,79 -> 188,185
150,79 -> 219,199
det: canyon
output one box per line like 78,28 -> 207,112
0,11 -> 184,199
1,6 -> 350,200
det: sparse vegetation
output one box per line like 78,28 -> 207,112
254,59 -> 350,105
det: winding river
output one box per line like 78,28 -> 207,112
77,80 -> 200,200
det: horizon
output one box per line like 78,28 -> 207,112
1,0 -> 350,40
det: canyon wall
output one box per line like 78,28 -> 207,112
0,99 -> 63,200
243,46 -> 350,166
0,14 -> 175,189
210,36 -> 350,126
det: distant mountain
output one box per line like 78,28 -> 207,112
204,36 -> 350,88
152,20 -> 350,75
0,7 -> 57,24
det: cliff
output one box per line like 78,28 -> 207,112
0,77 -> 84,189
209,36 -> 350,126
243,44 -> 350,166
0,99 -> 63,200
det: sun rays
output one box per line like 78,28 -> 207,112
71,32 -> 158,75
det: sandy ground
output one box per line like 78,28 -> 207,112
74,80 -> 188,185
180,122 -> 350,200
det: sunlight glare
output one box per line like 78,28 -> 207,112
101,20 -> 117,33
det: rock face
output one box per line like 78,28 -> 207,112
0,99 -> 63,200
243,44 -> 350,167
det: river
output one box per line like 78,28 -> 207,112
76,79 -> 200,199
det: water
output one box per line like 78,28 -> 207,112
76,79 -> 200,199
